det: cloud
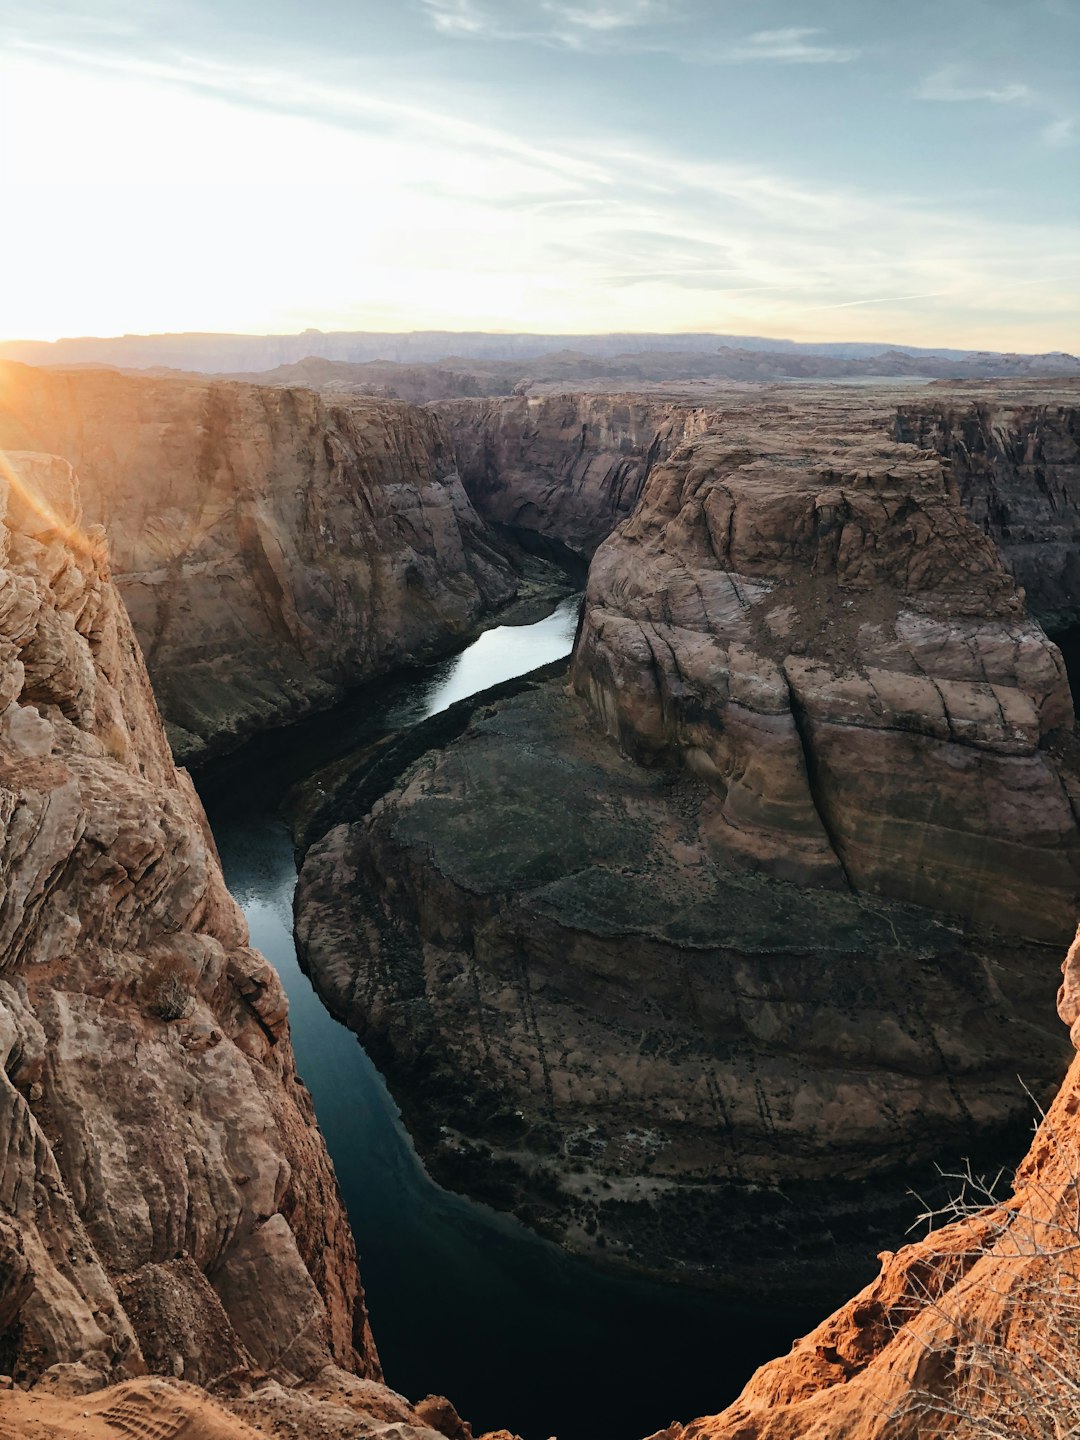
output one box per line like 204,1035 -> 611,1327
917,64 -> 1076,147
719,28 -> 858,65
416,3 -> 856,63
417,0 -> 679,46
917,68 -> 1032,104
1044,116 -> 1075,146
2,12 -> 1077,349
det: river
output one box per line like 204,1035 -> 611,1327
197,595 -> 810,1440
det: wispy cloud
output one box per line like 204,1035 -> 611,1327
719,28 -> 858,65
2,4 -> 1077,349
416,3 -> 856,64
1043,116 -> 1075,147
417,0 -> 679,46
918,72 -> 1031,104
917,64 -> 1075,147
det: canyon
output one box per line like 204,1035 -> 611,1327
293,384 -> 1080,1298
434,393 -> 720,560
0,362 -> 554,764
0,444 -> 487,1438
1,366 -> 1079,1439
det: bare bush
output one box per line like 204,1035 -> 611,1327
890,1091 -> 1080,1439
143,954 -> 195,1022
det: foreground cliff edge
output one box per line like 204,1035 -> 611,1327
0,450 -> 485,1438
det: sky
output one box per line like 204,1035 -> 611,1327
0,0 -> 1077,350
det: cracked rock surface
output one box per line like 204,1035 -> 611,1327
295,392 -> 1080,1295
0,450 -> 484,1440
0,363 -> 530,764
434,393 -> 720,559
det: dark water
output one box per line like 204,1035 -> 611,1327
198,597 -> 810,1440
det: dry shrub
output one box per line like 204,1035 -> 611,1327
143,953 -> 194,1022
891,1090 -> 1080,1438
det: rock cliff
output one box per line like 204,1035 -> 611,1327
665,923 -> 1080,1440
295,391 -> 1080,1296
895,396 -> 1080,630
0,449 -> 474,1439
0,363 -> 535,764
434,394 -> 719,559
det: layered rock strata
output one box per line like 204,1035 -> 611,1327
666,925 -> 1080,1440
0,363 -> 536,763
895,397 -> 1080,630
295,399 -> 1080,1294
434,394 -> 718,559
0,449 -> 472,1439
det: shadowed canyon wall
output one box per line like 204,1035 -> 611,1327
895,398 -> 1080,630
0,363 -> 530,763
434,394 -> 719,559
295,390 -> 1080,1297
665,924 -> 1080,1440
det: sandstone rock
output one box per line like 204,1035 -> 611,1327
0,365 -> 538,763
294,393 -> 1079,1295
895,397 -> 1080,629
434,393 -> 719,559
0,450 -> 373,1388
573,406 -> 1078,935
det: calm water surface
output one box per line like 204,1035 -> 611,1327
199,597 -> 809,1440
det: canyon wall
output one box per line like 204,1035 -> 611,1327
666,923 -> 1080,1440
0,363 -> 529,763
434,394 -> 719,559
895,397 -> 1080,630
295,391 -> 1080,1296
0,448 -> 479,1437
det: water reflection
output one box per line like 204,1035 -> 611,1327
198,596 -> 810,1440
388,594 -> 582,727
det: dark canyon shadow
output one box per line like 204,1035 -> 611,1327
197,596 -> 820,1440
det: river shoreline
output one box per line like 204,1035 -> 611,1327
195,594 -> 818,1440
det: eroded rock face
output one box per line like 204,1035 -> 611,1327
294,395 -> 1079,1295
894,398 -> 1080,629
664,925 -> 1080,1440
0,363 -> 529,763
0,449 -> 393,1409
575,407 -> 1078,936
434,394 -> 719,559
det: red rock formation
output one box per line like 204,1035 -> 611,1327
573,403 -> 1078,936
434,393 -> 719,558
294,390 -> 1079,1295
0,447 -> 372,1384
0,363 -> 530,763
0,448 -> 489,1439
662,925 -> 1080,1440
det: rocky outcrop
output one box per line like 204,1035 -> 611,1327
664,924 -> 1080,1440
434,394 -> 719,559
0,448 -> 483,1438
895,397 -> 1080,630
294,394 -> 1080,1296
575,404 -> 1078,934
0,446 -> 370,1384
0,363 -> 537,764
0,1372 -> 483,1440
